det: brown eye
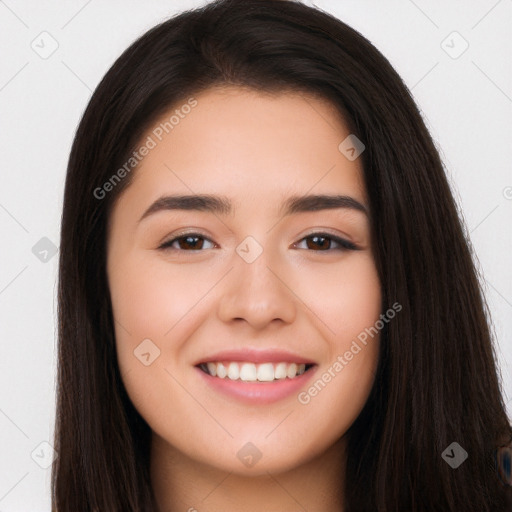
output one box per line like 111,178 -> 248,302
159,234 -> 215,251
295,233 -> 358,251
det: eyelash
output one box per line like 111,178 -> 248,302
158,232 -> 359,252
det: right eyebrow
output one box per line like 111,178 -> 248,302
138,194 -> 232,223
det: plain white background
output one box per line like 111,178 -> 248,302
0,1 -> 511,510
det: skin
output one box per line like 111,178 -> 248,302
106,86 -> 382,512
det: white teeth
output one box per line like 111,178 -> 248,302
216,362 -> 227,378
239,363 -> 257,381
286,363 -> 298,378
206,362 -> 217,377
201,361 -> 310,381
274,362 -> 288,379
257,363 -> 274,382
227,362 -> 239,380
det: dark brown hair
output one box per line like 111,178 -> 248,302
52,0 -> 512,510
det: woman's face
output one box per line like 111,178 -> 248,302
107,86 -> 382,475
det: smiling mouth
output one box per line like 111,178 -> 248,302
197,361 -> 316,382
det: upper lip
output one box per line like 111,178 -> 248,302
194,348 -> 316,365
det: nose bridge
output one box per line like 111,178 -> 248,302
216,235 -> 296,328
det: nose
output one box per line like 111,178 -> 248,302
217,247 -> 297,330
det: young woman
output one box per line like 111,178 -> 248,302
52,0 -> 512,510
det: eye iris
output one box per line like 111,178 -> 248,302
179,235 -> 203,250
307,235 -> 330,250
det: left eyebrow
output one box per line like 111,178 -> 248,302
138,193 -> 368,223
280,194 -> 368,217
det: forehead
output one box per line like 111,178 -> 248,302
118,86 -> 367,215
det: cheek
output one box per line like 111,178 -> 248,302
291,253 -> 382,428
294,251 -> 382,346
109,252 -> 209,348
108,253 -> 211,431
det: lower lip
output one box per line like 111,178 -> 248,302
195,365 -> 318,405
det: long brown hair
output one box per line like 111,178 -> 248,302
52,0 -> 512,510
